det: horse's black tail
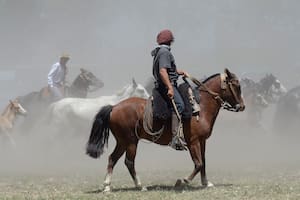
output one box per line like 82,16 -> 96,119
86,105 -> 113,159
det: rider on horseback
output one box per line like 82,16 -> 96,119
47,53 -> 70,102
151,29 -> 189,151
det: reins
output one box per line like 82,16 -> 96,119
186,76 -> 225,105
186,75 -> 240,112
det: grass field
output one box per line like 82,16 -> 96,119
1,166 -> 299,200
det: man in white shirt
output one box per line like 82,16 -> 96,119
48,54 -> 70,102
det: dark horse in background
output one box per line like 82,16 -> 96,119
240,73 -> 286,128
16,68 -> 103,132
86,68 -> 245,192
273,86 -> 300,136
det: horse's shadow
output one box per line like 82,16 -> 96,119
85,183 -> 233,193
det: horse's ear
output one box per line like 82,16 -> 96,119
9,99 -> 13,104
132,78 -> 137,88
224,68 -> 233,79
80,68 -> 87,73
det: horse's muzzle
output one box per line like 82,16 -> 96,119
235,103 -> 245,112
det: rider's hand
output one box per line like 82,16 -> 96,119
178,70 -> 189,78
167,87 -> 174,99
183,71 -> 190,77
182,71 -> 190,78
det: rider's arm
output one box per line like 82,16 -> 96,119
159,68 -> 173,90
47,63 -> 58,87
159,67 -> 174,99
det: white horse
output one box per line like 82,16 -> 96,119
42,79 -> 149,136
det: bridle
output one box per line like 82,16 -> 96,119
188,74 -> 243,112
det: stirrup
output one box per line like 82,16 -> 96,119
169,137 -> 187,151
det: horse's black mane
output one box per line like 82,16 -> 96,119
202,73 -> 220,83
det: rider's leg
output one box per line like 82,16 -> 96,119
49,86 -> 64,102
172,86 -> 185,114
169,86 -> 186,150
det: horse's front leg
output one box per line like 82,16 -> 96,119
200,140 -> 213,187
175,140 -> 202,188
3,130 -> 16,148
125,143 -> 147,191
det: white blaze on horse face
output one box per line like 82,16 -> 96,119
17,103 -> 27,115
270,80 -> 287,102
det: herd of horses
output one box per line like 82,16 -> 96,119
0,67 -> 299,191
240,73 -> 299,135
240,73 -> 287,128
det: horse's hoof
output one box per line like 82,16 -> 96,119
175,179 -> 183,188
103,185 -> 111,193
202,181 -> 214,188
175,178 -> 190,189
136,185 -> 147,192
207,181 -> 214,187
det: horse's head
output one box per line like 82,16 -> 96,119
220,68 -> 245,112
259,73 -> 287,103
79,68 -> 104,91
117,79 -> 150,99
126,78 -> 150,99
9,98 -> 27,116
143,77 -> 155,95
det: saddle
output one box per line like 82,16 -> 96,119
151,82 -> 200,120
143,83 -> 200,135
39,86 -> 65,101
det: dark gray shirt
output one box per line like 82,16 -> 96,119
152,45 -> 179,87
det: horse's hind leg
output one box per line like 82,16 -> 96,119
103,143 -> 125,192
125,143 -> 146,191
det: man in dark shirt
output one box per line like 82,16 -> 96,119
151,29 -> 189,150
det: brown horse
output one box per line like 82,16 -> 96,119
86,68 -> 245,192
0,99 -> 27,146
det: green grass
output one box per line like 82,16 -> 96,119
0,168 -> 299,200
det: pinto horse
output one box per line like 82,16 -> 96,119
86,68 -> 245,192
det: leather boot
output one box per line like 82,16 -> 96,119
169,112 -> 187,151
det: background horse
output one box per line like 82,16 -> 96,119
273,85 -> 300,136
257,74 -> 287,103
0,99 -> 27,147
16,68 -> 103,133
38,79 -> 149,137
65,68 -> 104,98
39,67 -> 104,100
86,68 -> 245,192
240,74 -> 286,128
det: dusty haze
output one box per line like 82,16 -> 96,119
0,0 -> 299,177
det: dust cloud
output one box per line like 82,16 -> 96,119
0,0 -> 299,178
